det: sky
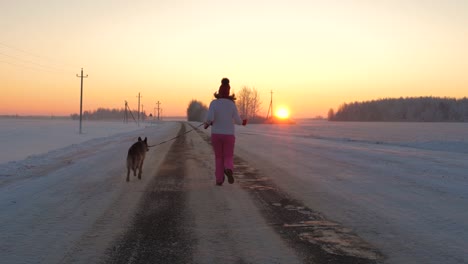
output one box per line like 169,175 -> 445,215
1,0 -> 467,118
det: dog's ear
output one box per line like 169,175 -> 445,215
138,137 -> 142,141
144,137 -> 147,143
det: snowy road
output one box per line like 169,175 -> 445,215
99,123 -> 381,264
0,121 -> 382,264
1,120 -> 467,264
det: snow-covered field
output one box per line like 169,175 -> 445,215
234,120 -> 468,264
1,118 -> 468,263
0,118 -> 151,164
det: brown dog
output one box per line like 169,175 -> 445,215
126,137 -> 149,182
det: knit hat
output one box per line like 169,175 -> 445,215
218,78 -> 230,98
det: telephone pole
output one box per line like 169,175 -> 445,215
124,101 -> 128,123
156,101 -> 161,120
76,68 -> 88,134
136,93 -> 142,126
266,90 -> 273,119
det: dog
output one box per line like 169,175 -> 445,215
126,137 -> 149,182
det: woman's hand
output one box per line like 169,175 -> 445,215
204,122 -> 212,129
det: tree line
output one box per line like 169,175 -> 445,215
328,97 -> 468,122
70,108 -> 148,121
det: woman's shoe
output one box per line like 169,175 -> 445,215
224,169 -> 234,184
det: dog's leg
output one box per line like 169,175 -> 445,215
126,157 -> 131,182
138,159 -> 144,180
131,156 -> 137,176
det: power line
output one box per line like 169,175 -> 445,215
0,59 -> 60,74
0,41 -> 77,74
0,41 -> 77,68
0,51 -> 67,73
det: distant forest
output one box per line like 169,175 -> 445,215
70,108 -> 148,121
328,97 -> 468,122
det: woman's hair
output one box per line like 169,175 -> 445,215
214,92 -> 236,100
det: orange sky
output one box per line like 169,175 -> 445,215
1,1 -> 467,118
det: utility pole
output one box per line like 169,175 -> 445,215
76,68 -> 88,134
124,101 -> 128,123
266,90 -> 273,119
136,93 -> 142,126
156,101 -> 161,120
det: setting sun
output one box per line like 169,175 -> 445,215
275,107 -> 290,119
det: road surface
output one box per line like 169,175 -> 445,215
0,122 -> 383,264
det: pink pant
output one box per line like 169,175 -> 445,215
211,133 -> 235,184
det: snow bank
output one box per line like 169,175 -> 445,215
0,118 -> 146,164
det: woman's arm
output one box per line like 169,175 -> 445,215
205,102 -> 215,127
232,103 -> 243,125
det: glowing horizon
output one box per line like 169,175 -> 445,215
1,1 -> 467,118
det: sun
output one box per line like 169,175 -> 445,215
275,107 -> 290,119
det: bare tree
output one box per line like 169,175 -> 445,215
236,86 -> 262,119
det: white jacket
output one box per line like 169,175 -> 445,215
206,98 -> 243,135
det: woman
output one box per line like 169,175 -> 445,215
205,78 -> 247,186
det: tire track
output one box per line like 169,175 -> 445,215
103,123 -> 194,264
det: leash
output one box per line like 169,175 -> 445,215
147,122 -> 204,148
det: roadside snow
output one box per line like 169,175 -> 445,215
0,118 -> 147,164
233,120 -> 468,264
